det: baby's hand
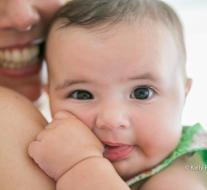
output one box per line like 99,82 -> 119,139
28,111 -> 104,181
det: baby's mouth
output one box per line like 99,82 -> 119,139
103,143 -> 135,161
0,42 -> 44,69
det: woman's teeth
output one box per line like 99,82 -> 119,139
0,45 -> 39,69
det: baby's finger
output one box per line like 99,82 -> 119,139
28,141 -> 49,175
28,141 -> 41,161
53,111 -> 77,120
36,129 -> 49,141
44,120 -> 57,130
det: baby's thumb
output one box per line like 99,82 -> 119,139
28,141 -> 41,166
28,141 -> 55,179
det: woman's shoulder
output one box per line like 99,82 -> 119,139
0,86 -> 47,125
140,153 -> 207,190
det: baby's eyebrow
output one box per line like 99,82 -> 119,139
55,79 -> 88,90
127,73 -> 161,83
55,73 -> 161,90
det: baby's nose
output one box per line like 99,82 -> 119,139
95,102 -> 130,130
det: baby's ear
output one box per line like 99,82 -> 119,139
185,78 -> 192,97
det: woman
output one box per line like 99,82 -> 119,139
0,0 -> 68,120
0,0 -> 68,189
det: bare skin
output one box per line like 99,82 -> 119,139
28,110 -> 207,190
0,86 -> 55,190
0,86 -> 129,190
27,15 -> 207,189
0,0 -> 67,102
139,154 -> 207,190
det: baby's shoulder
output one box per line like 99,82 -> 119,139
139,153 -> 207,190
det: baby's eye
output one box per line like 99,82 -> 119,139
69,90 -> 93,100
130,87 -> 154,100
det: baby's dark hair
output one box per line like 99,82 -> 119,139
50,0 -> 186,72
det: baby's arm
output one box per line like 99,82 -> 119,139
57,156 -> 129,189
28,111 -> 130,190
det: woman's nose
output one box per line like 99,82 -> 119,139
95,102 -> 130,130
0,0 -> 40,31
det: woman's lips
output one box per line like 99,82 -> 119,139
0,59 -> 43,78
103,143 -> 135,161
0,39 -> 45,78
0,38 -> 45,50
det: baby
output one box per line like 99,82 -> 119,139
28,0 -> 207,189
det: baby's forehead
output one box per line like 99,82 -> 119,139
47,19 -> 188,92
48,0 -> 186,72
50,18 -> 176,43
48,19 -> 180,68
49,19 -> 182,65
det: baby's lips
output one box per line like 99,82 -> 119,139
102,141 -> 135,161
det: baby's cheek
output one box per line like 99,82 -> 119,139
155,137 -> 180,163
74,107 -> 98,130
136,127 -> 177,159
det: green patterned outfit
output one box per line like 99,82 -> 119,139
126,123 -> 207,187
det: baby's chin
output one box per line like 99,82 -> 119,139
110,158 -> 142,181
120,170 -> 139,182
110,151 -> 162,182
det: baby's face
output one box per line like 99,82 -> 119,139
47,21 -> 188,180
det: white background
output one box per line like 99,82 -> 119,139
163,0 -> 207,129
